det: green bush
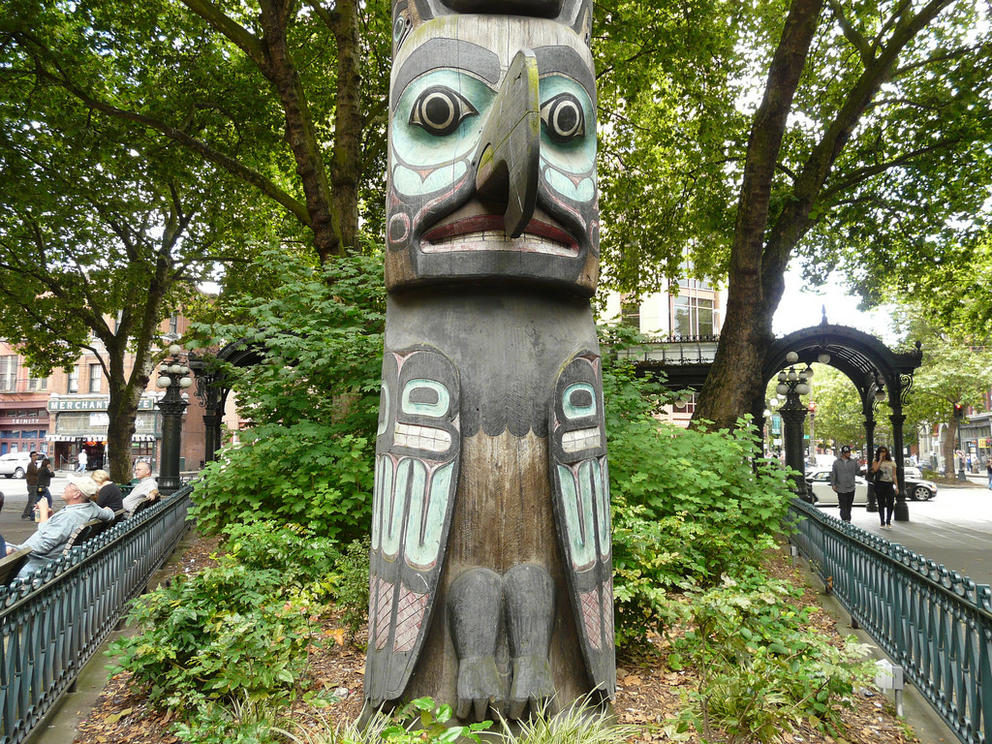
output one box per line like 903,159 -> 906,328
188,248 -> 384,539
667,573 -> 875,742
109,561 -> 315,713
600,333 -> 796,646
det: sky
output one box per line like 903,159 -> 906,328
772,264 -> 899,344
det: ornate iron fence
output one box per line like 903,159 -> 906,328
0,484 -> 193,744
788,498 -> 992,744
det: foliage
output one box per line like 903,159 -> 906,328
601,333 -> 796,646
330,536 -> 373,640
382,698 -> 491,744
2,0 -> 392,262
190,248 -> 384,539
109,561 -> 315,713
501,698 -> 635,744
0,6 -> 263,480
666,573 -> 875,743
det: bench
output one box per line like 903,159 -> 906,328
0,547 -> 32,585
62,517 -> 116,554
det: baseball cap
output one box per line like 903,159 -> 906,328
840,445 -> 851,454
68,475 -> 98,499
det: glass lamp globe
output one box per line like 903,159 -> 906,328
874,389 -> 886,402
817,353 -> 831,364
169,364 -> 182,374
785,351 -> 799,364
179,377 -> 193,388
168,344 -> 182,356
787,369 -> 798,382
802,366 -> 814,379
778,371 -> 787,382
156,376 -> 171,388
776,383 -> 789,395
796,382 -> 810,395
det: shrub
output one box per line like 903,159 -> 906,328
667,573 -> 875,742
109,561 -> 315,713
188,248 -> 384,539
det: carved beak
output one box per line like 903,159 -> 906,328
473,49 -> 540,238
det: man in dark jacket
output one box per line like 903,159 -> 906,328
20,452 -> 41,520
830,445 -> 861,522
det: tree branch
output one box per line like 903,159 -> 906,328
180,0 -> 268,71
825,0 -> 875,65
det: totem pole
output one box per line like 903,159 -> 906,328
366,0 -> 613,722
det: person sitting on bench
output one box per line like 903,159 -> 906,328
4,476 -> 114,581
122,461 -> 159,516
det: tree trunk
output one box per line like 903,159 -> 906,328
258,0 -> 340,262
693,0 -> 823,431
941,417 -> 958,476
328,0 -> 363,255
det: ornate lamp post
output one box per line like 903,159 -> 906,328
776,351 -> 814,496
156,344 -> 192,496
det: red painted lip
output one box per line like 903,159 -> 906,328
421,215 -> 579,252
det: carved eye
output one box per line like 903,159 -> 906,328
562,383 -> 596,420
409,86 -> 478,136
541,93 -> 585,143
402,379 -> 450,417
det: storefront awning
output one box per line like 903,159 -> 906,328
46,433 -> 158,442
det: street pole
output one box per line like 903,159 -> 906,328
775,353 -> 813,498
155,345 -> 192,496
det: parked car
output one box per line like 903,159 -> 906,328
805,469 -> 869,506
902,467 -> 938,501
0,451 -> 32,479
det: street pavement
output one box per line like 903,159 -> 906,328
0,470 -> 79,546
821,476 -> 992,586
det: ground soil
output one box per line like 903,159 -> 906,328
73,536 -> 917,744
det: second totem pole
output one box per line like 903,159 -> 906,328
366,0 -> 614,721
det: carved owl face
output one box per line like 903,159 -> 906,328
385,1 -> 598,295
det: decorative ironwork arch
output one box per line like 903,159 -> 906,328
762,319 -> 923,520
187,338 -> 267,463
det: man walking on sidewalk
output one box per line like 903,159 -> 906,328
831,445 -> 860,522
20,451 -> 41,520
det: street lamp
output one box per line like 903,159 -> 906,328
156,343 -> 192,495
775,352 -> 815,496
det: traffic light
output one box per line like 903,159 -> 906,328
953,403 -> 964,418
808,402 -> 817,413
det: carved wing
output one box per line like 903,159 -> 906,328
366,347 -> 461,705
549,351 -> 616,696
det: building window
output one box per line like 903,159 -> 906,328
27,374 -> 48,391
673,392 -> 696,414
68,366 -> 80,393
89,363 -> 103,393
620,298 -> 641,330
0,355 -> 17,392
672,294 -> 718,337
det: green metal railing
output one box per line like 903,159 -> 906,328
788,498 -> 992,744
0,483 -> 192,744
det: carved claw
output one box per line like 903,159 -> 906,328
455,655 -> 503,721
508,654 -> 556,719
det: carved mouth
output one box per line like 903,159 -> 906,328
420,215 -> 579,257
562,427 -> 601,453
394,422 -> 452,453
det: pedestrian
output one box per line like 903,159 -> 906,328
76,448 -> 88,473
986,461 -> 991,489
36,457 -> 54,510
830,445 -> 860,522
91,469 -> 124,512
20,451 -> 42,520
870,445 -> 898,528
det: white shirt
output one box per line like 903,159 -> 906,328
122,476 -> 158,514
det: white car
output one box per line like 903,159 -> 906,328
805,469 -> 869,506
902,467 -> 938,501
0,451 -> 32,479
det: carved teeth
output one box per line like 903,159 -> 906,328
562,428 -> 601,452
422,230 -> 578,256
394,422 -> 452,452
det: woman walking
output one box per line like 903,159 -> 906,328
871,446 -> 898,528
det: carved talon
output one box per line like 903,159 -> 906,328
509,653 -> 555,719
455,655 -> 504,721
